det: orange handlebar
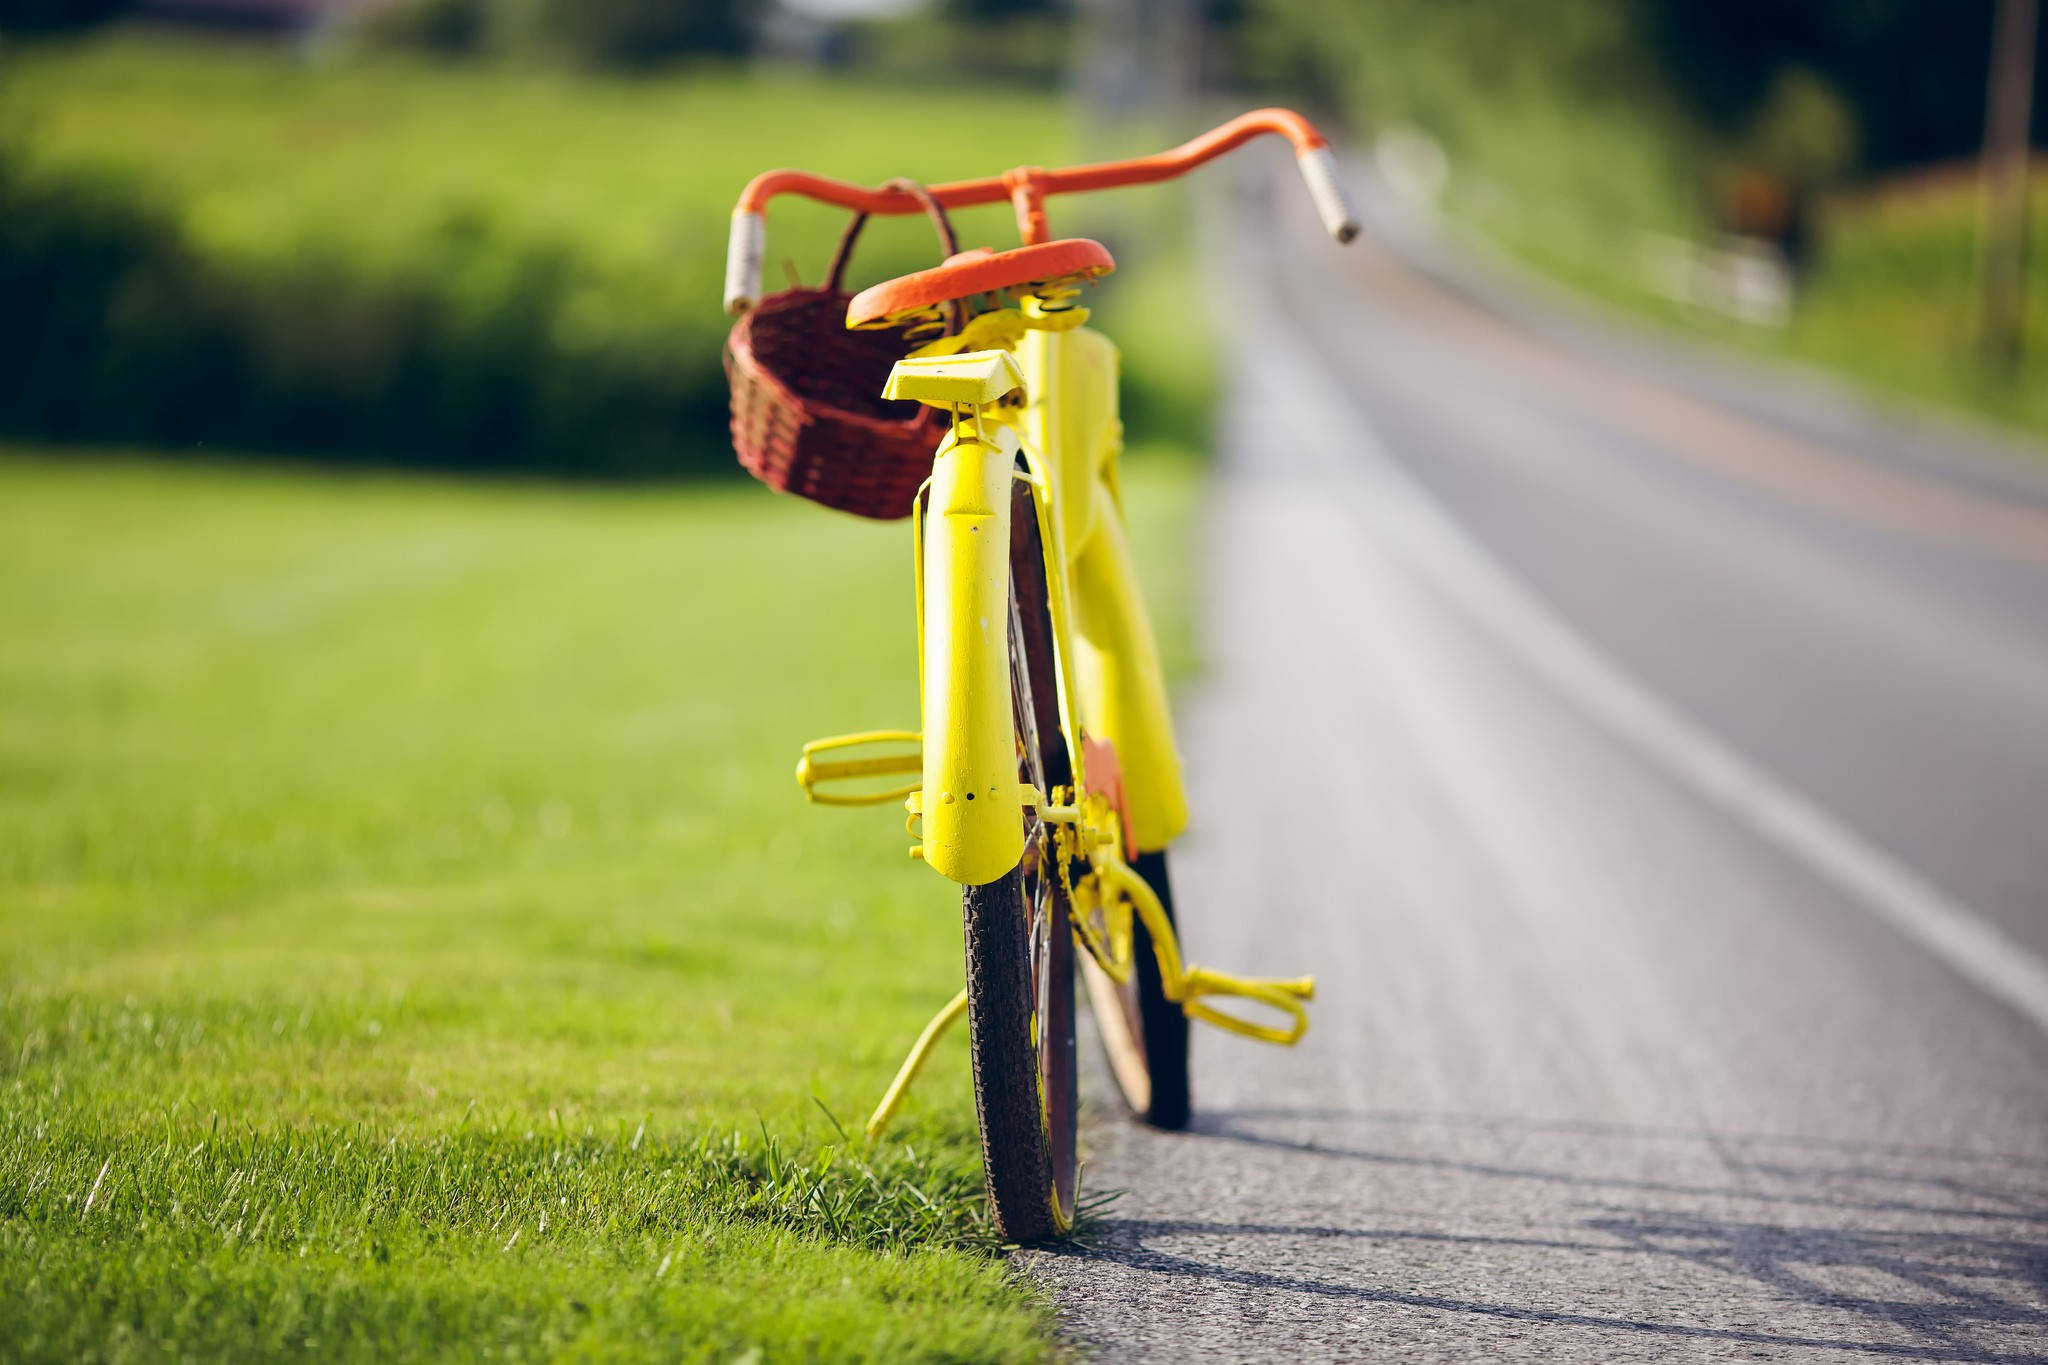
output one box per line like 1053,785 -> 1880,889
734,107 -> 1329,219
723,107 -> 1355,315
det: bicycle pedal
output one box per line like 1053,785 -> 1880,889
795,730 -> 921,807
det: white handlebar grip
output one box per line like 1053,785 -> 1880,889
1296,146 -> 1360,244
724,209 -> 766,316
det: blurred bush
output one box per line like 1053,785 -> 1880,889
0,138 -> 1203,475
0,147 -> 724,474
1742,67 -> 1859,188
356,0 -> 756,67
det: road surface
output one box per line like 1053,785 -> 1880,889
1030,169 -> 2048,1361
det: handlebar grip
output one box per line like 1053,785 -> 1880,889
1296,146 -> 1360,245
724,209 -> 766,316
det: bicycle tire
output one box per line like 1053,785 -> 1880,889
963,479 -> 1078,1243
1080,848 -> 1192,1130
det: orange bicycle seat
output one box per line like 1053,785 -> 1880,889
846,238 -> 1114,329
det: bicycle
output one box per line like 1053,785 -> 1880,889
721,109 -> 1358,1242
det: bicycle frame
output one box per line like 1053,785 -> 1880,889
871,319 -> 1315,1140
751,109 -> 1358,1136
895,313 -> 1183,885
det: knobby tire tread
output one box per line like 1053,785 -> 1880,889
962,477 -> 1076,1245
964,869 -> 1060,1243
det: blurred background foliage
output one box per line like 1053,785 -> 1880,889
0,1 -> 1217,475
0,44 -> 1063,477
0,0 -> 2041,475
1237,0 -> 2047,431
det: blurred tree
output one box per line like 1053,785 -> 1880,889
1237,0 -> 2043,175
519,0 -> 755,67
0,0 -> 130,33
357,0 -> 488,57
1747,67 -> 1858,185
1642,0 -> 2046,173
1980,0 -> 2037,369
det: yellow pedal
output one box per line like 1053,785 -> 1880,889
795,730 -> 922,807
882,350 -> 1026,408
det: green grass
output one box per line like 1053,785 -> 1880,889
0,51 -> 1214,1357
0,34 -> 1062,292
0,448 -> 1203,1360
1780,174 -> 2048,439
1455,166 -> 2048,446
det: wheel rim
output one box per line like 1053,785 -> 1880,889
1081,952 -> 1152,1115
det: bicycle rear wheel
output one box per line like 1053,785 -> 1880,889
962,479 -> 1078,1243
1080,849 -> 1191,1130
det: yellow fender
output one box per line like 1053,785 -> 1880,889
893,350 -> 1033,886
917,421 -> 1025,884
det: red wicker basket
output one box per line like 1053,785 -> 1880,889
724,180 -> 963,521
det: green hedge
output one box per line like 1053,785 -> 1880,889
0,40 -> 1219,478
0,146 -> 1209,477
0,150 -> 729,476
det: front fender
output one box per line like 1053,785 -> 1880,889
919,423 -> 1025,885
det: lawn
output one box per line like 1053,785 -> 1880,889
0,448 -> 1203,1360
1779,172 -> 2048,440
0,44 -> 1217,1351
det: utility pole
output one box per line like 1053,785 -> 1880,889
1980,0 -> 2038,372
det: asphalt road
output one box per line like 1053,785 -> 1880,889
1031,171 -> 2048,1361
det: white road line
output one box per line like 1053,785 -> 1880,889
1243,327 -> 2048,1040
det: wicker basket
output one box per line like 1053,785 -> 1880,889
724,180 -> 963,521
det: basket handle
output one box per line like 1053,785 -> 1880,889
825,178 -> 965,335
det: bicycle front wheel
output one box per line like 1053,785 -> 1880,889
963,479 -> 1078,1243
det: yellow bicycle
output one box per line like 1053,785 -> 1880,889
722,109 -> 1358,1241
